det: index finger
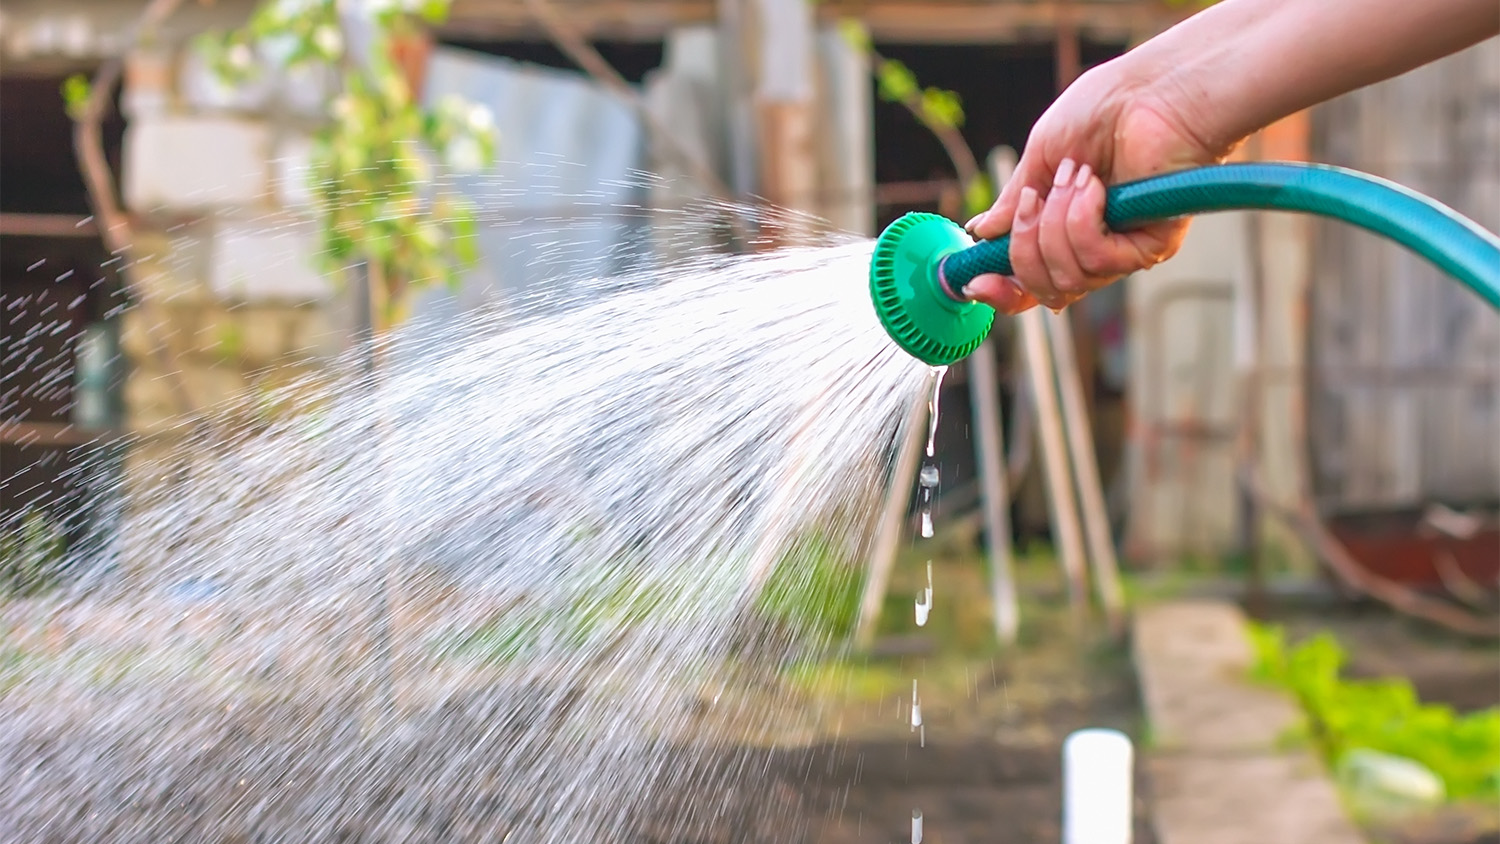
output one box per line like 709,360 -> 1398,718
969,156 -> 1055,240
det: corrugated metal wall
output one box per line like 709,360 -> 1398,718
1309,40 -> 1500,514
417,45 -> 651,317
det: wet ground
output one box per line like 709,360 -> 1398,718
5,525 -> 1490,843
0,526 -> 1144,844
757,530 -> 1155,844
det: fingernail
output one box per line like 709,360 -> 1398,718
1054,158 -> 1076,188
1074,163 -> 1092,190
961,276 -> 996,300
964,212 -> 987,232
1017,187 -> 1039,223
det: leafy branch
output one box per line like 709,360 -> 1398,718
838,20 -> 991,218
200,0 -> 496,331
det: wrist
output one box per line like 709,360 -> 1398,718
1125,35 -> 1246,159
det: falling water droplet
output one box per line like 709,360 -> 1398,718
911,680 -> 921,730
915,561 -> 933,625
920,511 -> 933,538
925,367 -> 947,457
912,809 -> 924,843
918,465 -> 939,488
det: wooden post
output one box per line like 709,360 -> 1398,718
973,146 -> 1020,646
1054,0 -> 1081,90
1234,132 -> 1267,617
1021,308 -> 1090,618
1046,309 -> 1125,633
716,0 -> 758,203
854,389 -> 929,650
751,0 -> 819,247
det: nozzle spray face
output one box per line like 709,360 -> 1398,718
869,213 -> 997,367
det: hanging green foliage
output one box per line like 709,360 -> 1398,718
199,0 -> 496,328
836,18 -> 986,215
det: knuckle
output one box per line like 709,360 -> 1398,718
1066,197 -> 1097,228
1075,245 -> 1117,278
1042,191 -> 1072,223
1052,271 -> 1091,297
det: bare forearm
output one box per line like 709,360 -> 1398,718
1130,0 -> 1500,153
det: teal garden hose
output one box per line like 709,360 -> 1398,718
869,162 -> 1500,367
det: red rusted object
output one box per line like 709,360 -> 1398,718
1330,516 -> 1499,588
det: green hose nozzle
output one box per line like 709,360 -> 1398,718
870,162 -> 1500,367
868,212 -> 995,368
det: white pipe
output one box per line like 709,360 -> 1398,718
1063,728 -> 1134,844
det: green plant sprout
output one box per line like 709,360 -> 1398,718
198,0 -> 496,330
1248,623 -> 1500,802
0,511 -> 68,598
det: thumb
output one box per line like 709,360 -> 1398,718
963,273 -> 1038,315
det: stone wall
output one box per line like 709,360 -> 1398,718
116,42 -> 350,473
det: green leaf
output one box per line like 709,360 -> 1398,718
60,74 -> 92,120
963,175 -> 993,219
449,208 -> 480,266
876,60 -> 918,104
921,87 -> 964,129
836,19 -> 870,54
204,0 -> 497,332
1247,622 -> 1500,802
214,319 -> 245,361
418,0 -> 451,24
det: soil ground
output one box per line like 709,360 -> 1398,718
764,527 -> 1155,844
3,523 -> 1490,843
770,534 -> 1500,844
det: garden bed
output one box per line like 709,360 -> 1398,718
1251,595 -> 1500,844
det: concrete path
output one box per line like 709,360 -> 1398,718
1133,600 -> 1367,844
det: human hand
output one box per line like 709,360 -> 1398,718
962,60 -> 1227,314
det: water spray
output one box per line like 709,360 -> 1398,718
869,162 -> 1500,366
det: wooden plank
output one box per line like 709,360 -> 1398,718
444,0 -> 715,40
1047,308 -> 1125,632
854,388 -> 930,649
969,339 -> 1019,644
828,0 -> 1177,44
1308,39 -> 1500,513
0,213 -> 99,238
974,146 -> 1019,645
0,422 -> 118,447
441,0 -> 1177,44
1021,307 -> 1090,618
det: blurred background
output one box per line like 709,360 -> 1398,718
1,0 -> 1496,842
